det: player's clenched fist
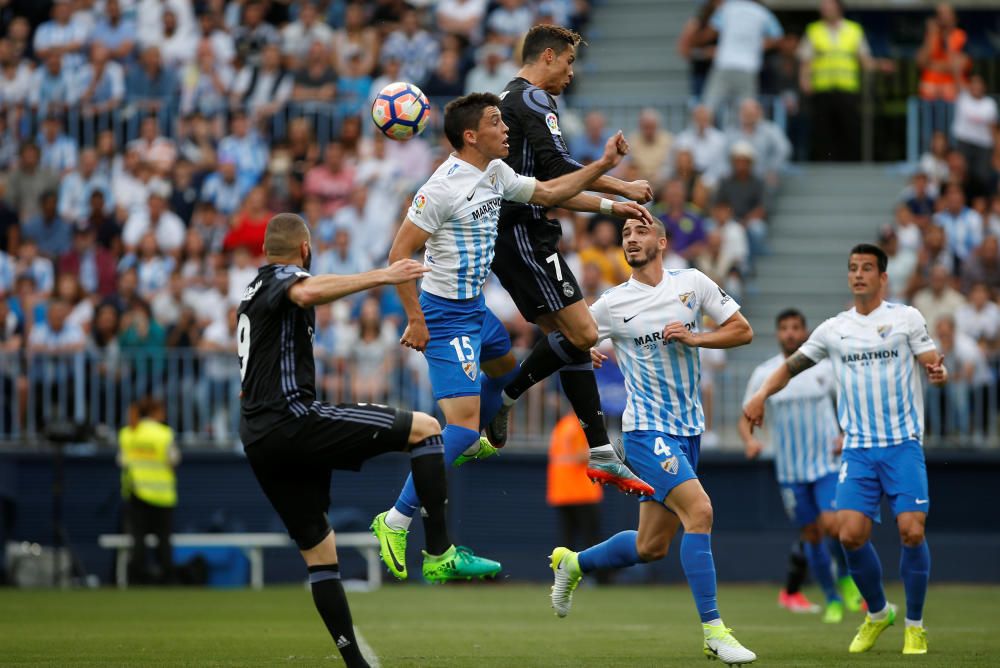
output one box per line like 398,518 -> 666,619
400,318 -> 430,352
600,130 -> 629,169
662,321 -> 697,346
383,259 -> 429,284
742,393 -> 766,431
623,180 -> 653,204
924,353 -> 948,386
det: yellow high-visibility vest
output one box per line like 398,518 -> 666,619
119,419 -> 177,507
807,20 -> 863,93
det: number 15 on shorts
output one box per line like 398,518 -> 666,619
450,336 -> 478,381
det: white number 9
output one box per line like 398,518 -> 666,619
237,313 -> 251,381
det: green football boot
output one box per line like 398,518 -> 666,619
823,600 -> 845,624
838,575 -> 864,612
453,437 -> 500,467
422,545 -> 501,583
370,511 -> 408,580
849,603 -> 897,653
549,547 -> 583,618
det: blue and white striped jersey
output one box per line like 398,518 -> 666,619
591,269 -> 741,435
407,155 -> 535,301
743,354 -> 840,483
798,301 -> 938,449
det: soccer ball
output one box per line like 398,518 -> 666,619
371,82 -> 431,141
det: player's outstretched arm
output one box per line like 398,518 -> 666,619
388,218 -> 434,352
918,351 -> 948,386
588,174 -> 654,204
737,412 -> 765,459
287,260 -> 428,308
556,193 -> 656,225
528,131 -> 629,207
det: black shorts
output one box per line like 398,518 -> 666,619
493,219 -> 583,323
245,403 -> 412,550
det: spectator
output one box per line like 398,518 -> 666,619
305,142 -> 355,217
223,185 -> 271,256
0,38 -> 34,125
5,143 -> 59,221
673,105 -> 727,183
331,2 -> 379,77
22,192 -> 72,260
677,0 -> 721,99
669,148 -> 705,205
701,199 -> 749,286
119,299 -> 166,391
701,0 -> 783,113
15,238 -> 55,296
37,113 -> 77,175
90,0 -> 137,62
960,236 -> 1000,294
217,110 -> 268,194
423,48 -> 466,99
179,39 -> 234,120
33,0 -> 88,72
0,248 -> 13,293
126,47 -> 178,116
336,54 -> 374,119
570,111 -> 610,165
292,42 -> 337,104
159,8 -> 197,69
151,271 -> 185,328
233,0 -> 279,68
197,305 -> 239,440
59,225 -> 117,298
933,182 -> 983,266
28,296 -> 85,407
58,148 -> 111,226
71,42 -> 126,124
197,10 -> 236,67
917,3 -> 968,129
627,108 -> 673,185
228,247 -> 259,304
880,226 -> 917,302
903,171 -> 937,225
112,146 -> 151,221
0,182 -> 18,255
55,273 -> 93,333
956,281 -> 1000,350
932,314 -> 990,435
281,2 -> 333,65
231,43 -> 293,124
919,130 -> 951,189
913,263 -> 967,330
122,181 -> 186,254
165,305 -> 200,348
129,115 -> 177,177
122,232 -> 175,300
893,204 -> 923,259
578,218 -> 630,286
726,98 -> 790,189
658,180 -> 709,263
714,141 -> 768,256
487,0 -> 535,47
29,52 -> 71,119
798,0 -> 891,162
951,71 -> 998,196
437,0 -> 488,43
200,155 -> 244,216
381,6 -> 440,87
464,43 -> 518,96
343,297 -> 397,403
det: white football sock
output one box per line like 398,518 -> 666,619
462,440 -> 481,456
501,391 -> 516,407
868,605 -> 890,621
905,618 -> 923,628
590,444 -> 614,454
385,507 -> 412,531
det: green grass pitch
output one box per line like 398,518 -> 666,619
1,584 -> 996,666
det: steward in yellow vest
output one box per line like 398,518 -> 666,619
118,398 -> 179,583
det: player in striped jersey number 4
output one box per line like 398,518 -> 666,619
549,217 -> 757,666
743,244 -> 948,656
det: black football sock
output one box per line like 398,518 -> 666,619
410,435 -> 451,556
559,368 -> 612,449
785,541 -> 808,595
308,564 -> 369,668
503,331 -> 591,401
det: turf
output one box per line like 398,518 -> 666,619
0,584 -> 996,666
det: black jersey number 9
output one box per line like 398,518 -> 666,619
237,313 -> 251,381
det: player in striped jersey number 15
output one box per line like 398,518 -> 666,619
743,244 -> 948,656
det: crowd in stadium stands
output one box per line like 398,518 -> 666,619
0,0 -> 995,444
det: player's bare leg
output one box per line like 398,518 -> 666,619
488,300 -> 653,495
301,532 -> 370,668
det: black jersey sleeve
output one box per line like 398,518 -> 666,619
518,88 -> 584,179
264,264 -> 311,310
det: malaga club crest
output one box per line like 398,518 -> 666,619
661,455 -> 679,475
877,324 -> 893,339
679,291 -> 697,310
462,361 -> 478,381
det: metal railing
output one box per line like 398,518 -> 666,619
1,351 -> 995,450
906,94 -> 1000,163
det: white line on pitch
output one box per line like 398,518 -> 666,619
354,626 -> 381,668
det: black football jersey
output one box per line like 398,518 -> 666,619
498,77 -> 583,233
237,264 -> 316,445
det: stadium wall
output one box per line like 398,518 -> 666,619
2,449 -> 998,585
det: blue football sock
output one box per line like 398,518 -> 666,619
480,367 -> 518,432
900,541 -> 930,621
578,530 -> 640,572
681,532 -> 720,623
393,424 -> 480,517
804,540 -> 841,603
829,536 -> 850,580
845,541 -> 887,614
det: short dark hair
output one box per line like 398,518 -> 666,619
849,243 -> 888,273
522,25 -> 583,63
775,308 -> 806,328
264,213 -> 310,258
443,92 -> 500,150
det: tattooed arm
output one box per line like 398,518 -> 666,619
741,352 -> 818,432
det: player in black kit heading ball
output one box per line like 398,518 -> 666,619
238,214 -> 492,668
489,25 -> 655,496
